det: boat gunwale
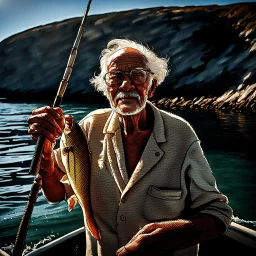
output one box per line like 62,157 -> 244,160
225,222 -> 256,249
24,221 -> 256,255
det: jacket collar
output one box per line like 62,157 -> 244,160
103,110 -> 120,134
103,101 -> 166,143
102,101 -> 167,196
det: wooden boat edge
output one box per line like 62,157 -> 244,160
25,221 -> 256,255
1,221 -> 255,256
226,222 -> 256,249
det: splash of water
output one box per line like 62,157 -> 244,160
233,216 -> 256,226
22,235 -> 55,255
0,235 -> 56,256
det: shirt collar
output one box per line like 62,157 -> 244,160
103,101 -> 167,143
103,111 -> 120,134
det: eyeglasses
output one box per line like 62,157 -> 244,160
104,68 -> 153,87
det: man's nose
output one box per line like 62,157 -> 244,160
119,74 -> 135,91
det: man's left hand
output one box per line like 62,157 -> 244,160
116,222 -> 175,256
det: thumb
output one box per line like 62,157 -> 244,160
129,223 -> 158,243
43,138 -> 55,159
64,115 -> 74,130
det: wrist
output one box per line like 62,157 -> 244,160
39,167 -> 55,179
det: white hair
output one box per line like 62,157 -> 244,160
90,39 -> 169,96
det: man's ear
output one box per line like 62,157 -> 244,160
148,79 -> 158,99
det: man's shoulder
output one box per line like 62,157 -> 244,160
86,108 -> 112,118
158,108 -> 192,128
156,107 -> 198,139
79,108 -> 112,124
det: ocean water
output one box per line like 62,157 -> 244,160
0,100 -> 255,254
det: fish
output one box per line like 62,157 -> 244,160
60,120 -> 100,241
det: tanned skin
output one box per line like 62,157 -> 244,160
28,48 -> 225,256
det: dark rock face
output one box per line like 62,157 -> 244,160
0,3 -> 255,105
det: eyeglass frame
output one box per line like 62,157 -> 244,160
104,68 -> 154,87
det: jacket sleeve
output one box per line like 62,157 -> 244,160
53,148 -> 77,211
182,140 -> 233,232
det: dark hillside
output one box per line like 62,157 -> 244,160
0,2 -> 255,111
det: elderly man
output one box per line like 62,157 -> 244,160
28,39 -> 233,256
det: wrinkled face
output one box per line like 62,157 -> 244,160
106,48 -> 155,116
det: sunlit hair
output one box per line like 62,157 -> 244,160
90,39 -> 169,96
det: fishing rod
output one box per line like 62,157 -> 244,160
9,1 -> 93,255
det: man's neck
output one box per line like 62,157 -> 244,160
118,105 -> 153,136
118,105 -> 154,177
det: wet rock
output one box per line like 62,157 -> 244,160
153,83 -> 256,113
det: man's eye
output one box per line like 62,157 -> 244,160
132,71 -> 145,77
109,74 -> 121,79
133,71 -> 143,75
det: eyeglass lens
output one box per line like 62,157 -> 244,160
105,69 -> 147,86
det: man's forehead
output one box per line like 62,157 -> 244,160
107,48 -> 146,67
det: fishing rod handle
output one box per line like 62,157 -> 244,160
29,135 -> 45,175
30,80 -> 68,176
14,1 -> 93,255
13,175 -> 42,256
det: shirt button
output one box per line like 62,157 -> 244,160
155,152 -> 160,157
120,215 -> 126,221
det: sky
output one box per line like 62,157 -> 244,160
0,0 -> 255,41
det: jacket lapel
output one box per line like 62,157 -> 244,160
120,102 -> 167,199
102,102 -> 167,198
121,132 -> 164,199
103,112 -> 128,193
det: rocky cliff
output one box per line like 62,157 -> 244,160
0,2 -> 255,108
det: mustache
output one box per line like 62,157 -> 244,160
114,91 -> 140,103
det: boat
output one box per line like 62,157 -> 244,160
1,221 -> 254,256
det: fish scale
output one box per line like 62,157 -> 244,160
60,121 -> 100,241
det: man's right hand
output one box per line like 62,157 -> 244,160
27,106 -> 72,177
28,106 -> 65,143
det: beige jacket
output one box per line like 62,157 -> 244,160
54,102 -> 233,256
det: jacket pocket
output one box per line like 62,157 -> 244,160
144,186 -> 184,221
148,186 -> 182,200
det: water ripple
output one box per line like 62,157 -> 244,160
0,101 -> 255,251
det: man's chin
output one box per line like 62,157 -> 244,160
112,105 -> 145,116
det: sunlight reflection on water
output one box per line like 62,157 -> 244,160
0,101 -> 255,251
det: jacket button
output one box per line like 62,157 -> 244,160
120,215 -> 126,221
155,152 -> 160,157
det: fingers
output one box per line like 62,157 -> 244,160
116,237 -> 156,256
28,122 -> 57,143
129,223 -> 158,243
28,106 -> 65,142
116,246 -> 129,256
40,139 -> 55,176
28,112 -> 63,134
43,139 -> 56,160
64,114 -> 74,130
32,106 -> 63,116
116,222 -> 176,256
117,227 -> 162,256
